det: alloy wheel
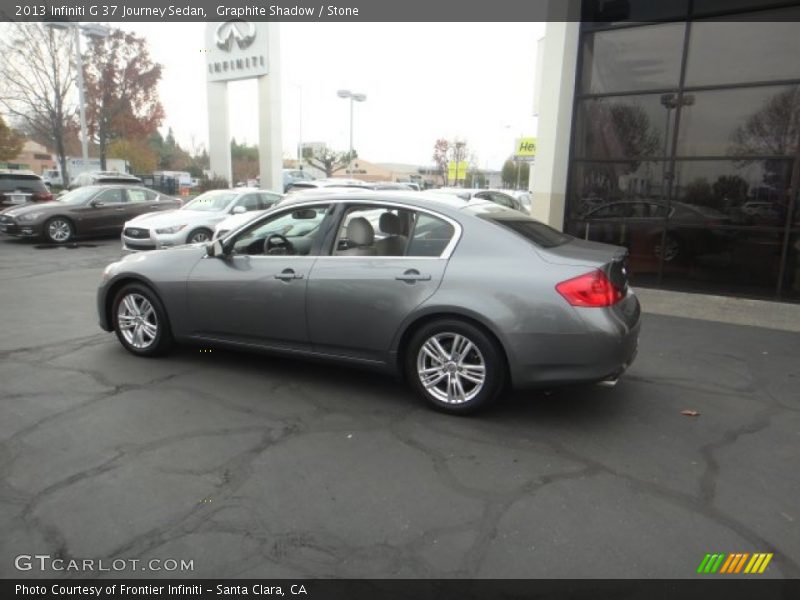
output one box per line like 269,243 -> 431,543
117,293 -> 159,349
416,332 -> 486,404
654,235 -> 680,262
189,230 -> 210,243
47,219 -> 72,243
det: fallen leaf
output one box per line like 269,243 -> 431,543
681,410 -> 700,417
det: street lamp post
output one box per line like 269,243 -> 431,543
337,89 -> 366,177
45,22 -> 110,166
290,82 -> 303,167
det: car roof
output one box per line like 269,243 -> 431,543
0,169 -> 43,179
277,189 -> 499,219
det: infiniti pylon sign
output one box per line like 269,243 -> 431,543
215,20 -> 256,51
205,20 -> 268,82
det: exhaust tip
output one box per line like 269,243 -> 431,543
596,377 -> 619,388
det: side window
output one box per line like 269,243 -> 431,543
589,204 -> 622,219
235,194 -> 262,212
259,192 -> 282,208
94,188 -> 126,204
333,205 -> 414,257
648,203 -> 670,218
230,204 -> 330,256
490,192 -> 515,209
127,189 -> 156,204
407,213 -> 456,257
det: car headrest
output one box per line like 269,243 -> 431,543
379,212 -> 402,235
347,217 -> 374,246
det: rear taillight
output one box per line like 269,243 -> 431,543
556,269 -> 624,307
33,192 -> 53,202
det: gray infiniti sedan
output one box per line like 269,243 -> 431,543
97,191 -> 640,414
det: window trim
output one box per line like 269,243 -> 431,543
318,200 -> 462,260
223,201 -> 335,258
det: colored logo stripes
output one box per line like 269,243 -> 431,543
697,553 -> 773,574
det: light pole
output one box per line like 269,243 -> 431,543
660,93 -> 694,198
337,89 -> 366,177
290,82 -> 303,168
45,22 -> 110,166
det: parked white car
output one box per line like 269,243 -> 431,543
122,188 -> 282,251
214,207 -> 272,240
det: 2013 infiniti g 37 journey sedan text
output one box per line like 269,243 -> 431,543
97,191 -> 640,414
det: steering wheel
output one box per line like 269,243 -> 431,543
263,233 -> 296,255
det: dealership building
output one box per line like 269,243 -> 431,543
531,0 -> 800,301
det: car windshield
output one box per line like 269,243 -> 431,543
57,187 -> 101,205
183,191 -> 237,211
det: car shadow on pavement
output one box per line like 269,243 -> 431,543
165,343 -> 631,425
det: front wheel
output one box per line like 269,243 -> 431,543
187,228 -> 213,244
112,283 -> 173,356
405,319 -> 506,414
44,217 -> 74,244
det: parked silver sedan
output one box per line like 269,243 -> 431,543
97,191 -> 640,414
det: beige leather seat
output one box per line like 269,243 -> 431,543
337,217 -> 377,256
374,212 -> 408,256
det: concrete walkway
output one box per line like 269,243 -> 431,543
635,287 -> 800,333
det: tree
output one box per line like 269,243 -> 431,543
501,159 -> 529,189
0,116 -> 23,161
0,23 -> 77,185
303,145 -> 356,177
432,138 -> 449,186
83,29 -> 165,170
107,138 -> 157,174
729,86 -> 800,158
432,138 -> 471,185
231,138 -> 259,183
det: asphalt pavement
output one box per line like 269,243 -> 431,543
0,236 -> 798,579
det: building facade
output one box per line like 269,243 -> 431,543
533,1 -> 800,301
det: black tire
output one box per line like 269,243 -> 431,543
405,319 -> 506,415
43,217 -> 74,244
111,283 -> 173,357
187,228 -> 213,244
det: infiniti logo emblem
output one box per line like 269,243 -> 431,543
215,20 -> 256,51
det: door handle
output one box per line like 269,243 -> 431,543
396,269 -> 431,283
274,268 -> 304,281
115,208 -> 125,212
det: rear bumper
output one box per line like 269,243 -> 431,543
509,291 -> 641,389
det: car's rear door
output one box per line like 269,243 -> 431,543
306,202 -> 458,363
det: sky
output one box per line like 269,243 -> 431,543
120,22 -> 545,171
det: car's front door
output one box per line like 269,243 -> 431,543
72,187 -> 129,235
185,203 -> 333,350
306,203 -> 458,363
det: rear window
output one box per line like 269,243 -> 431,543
480,214 -> 572,248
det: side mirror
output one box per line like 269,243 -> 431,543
90,200 -> 104,207
232,205 -> 246,214
206,239 -> 225,258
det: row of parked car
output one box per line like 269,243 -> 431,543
0,172 -> 534,246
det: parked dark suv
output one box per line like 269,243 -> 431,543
0,170 -> 53,210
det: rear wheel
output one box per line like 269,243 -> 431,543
654,233 -> 681,262
112,283 -> 173,357
44,217 -> 74,244
187,228 -> 213,244
405,319 -> 506,414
